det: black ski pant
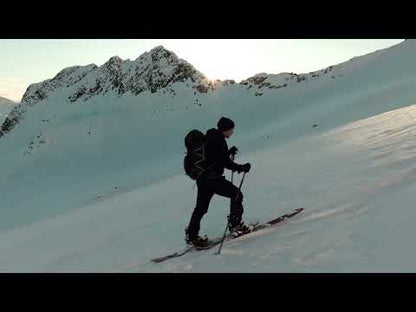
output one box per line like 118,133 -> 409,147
187,176 -> 244,240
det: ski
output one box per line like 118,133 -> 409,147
214,207 -> 305,252
151,207 -> 304,263
151,247 -> 192,263
151,238 -> 222,263
251,207 -> 304,231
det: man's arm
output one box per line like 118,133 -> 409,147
228,146 -> 238,156
223,148 -> 241,171
206,132 -> 241,172
224,149 -> 250,173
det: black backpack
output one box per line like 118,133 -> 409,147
184,129 -> 209,180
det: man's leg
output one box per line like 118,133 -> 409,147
186,180 -> 214,241
212,177 -> 244,227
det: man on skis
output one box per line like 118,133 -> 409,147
185,117 -> 252,248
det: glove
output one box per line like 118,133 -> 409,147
237,163 -> 251,173
242,163 -> 251,173
229,146 -> 238,156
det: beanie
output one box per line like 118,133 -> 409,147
217,117 -> 235,132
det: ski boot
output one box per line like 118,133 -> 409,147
185,228 -> 209,248
228,221 -> 252,237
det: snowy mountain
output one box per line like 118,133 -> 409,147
1,40 -> 416,272
0,46 -> 215,137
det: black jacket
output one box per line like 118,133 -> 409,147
203,128 -> 242,178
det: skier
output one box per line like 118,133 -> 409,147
185,117 -> 252,248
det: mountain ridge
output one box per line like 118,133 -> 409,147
0,40 -> 411,137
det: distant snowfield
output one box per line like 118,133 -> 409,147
1,40 -> 416,272
0,103 -> 14,124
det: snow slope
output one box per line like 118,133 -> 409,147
0,97 -> 15,124
0,40 -> 416,272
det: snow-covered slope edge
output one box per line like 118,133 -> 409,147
0,97 -> 16,124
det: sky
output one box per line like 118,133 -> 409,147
0,39 -> 404,102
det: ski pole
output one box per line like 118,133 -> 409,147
231,154 -> 235,184
216,171 -> 247,255
216,154 -> 235,255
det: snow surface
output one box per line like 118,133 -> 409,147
0,97 -> 15,124
1,40 -> 416,272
